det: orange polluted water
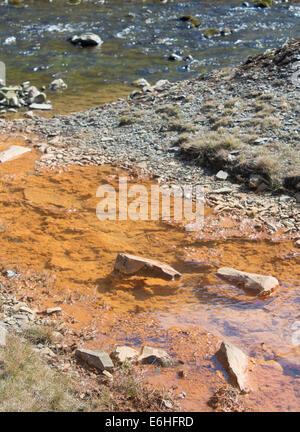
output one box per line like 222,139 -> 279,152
0,137 -> 299,411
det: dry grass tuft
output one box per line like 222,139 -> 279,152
0,334 -> 82,412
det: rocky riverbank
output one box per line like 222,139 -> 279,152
0,271 -> 177,412
1,39 -> 299,235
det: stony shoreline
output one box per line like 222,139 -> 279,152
0,39 -> 299,236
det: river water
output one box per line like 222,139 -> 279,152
0,0 -> 299,112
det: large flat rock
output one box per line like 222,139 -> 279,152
216,267 -> 279,295
114,253 -> 181,281
0,145 -> 31,163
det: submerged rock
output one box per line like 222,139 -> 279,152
254,0 -> 274,8
204,28 -> 220,39
179,15 -> 201,28
49,79 -> 68,91
138,346 -> 174,367
68,33 -> 103,47
75,348 -> 114,371
114,252 -> 181,280
216,267 -> 279,295
217,341 -> 248,392
168,52 -> 183,62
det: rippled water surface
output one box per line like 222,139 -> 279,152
0,0 -> 299,112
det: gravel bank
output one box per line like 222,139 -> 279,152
1,39 -> 299,234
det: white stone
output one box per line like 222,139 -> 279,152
0,145 -> 31,163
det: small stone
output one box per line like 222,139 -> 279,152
49,79 -> 68,91
216,170 -> 229,181
111,345 -> 139,364
21,81 -> 30,89
162,399 -> 173,409
19,306 -> 35,315
168,53 -> 183,62
4,269 -> 20,279
138,346 -> 174,367
177,369 -> 186,378
46,307 -> 62,315
29,103 -> 52,110
75,348 -> 114,372
68,33 -> 103,47
33,93 -> 47,104
102,370 -> 113,379
27,86 -> 40,99
132,78 -> 150,88
24,110 -> 34,119
295,240 -> 300,248
8,95 -> 20,108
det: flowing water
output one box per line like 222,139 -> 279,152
0,136 -> 299,410
0,0 -> 299,113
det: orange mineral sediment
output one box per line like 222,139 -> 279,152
0,135 -> 299,411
